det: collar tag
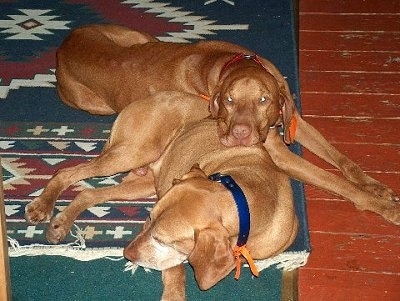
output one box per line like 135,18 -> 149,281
233,245 -> 260,280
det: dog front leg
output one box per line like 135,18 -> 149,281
294,113 -> 398,202
265,130 -> 400,224
161,264 -> 186,301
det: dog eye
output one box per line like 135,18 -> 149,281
260,96 -> 267,103
227,96 -> 233,103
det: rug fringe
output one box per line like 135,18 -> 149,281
122,252 -> 309,277
253,250 -> 309,272
8,225 -> 308,271
124,261 -> 152,275
8,235 -> 124,261
7,224 -> 125,261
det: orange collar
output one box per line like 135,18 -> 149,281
198,93 -> 211,102
289,115 -> 297,144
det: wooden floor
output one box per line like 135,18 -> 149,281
297,0 -> 400,300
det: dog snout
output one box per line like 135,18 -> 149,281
232,123 -> 251,140
219,121 -> 259,147
123,244 -> 138,262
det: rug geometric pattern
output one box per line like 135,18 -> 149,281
2,120 -> 154,250
0,0 -> 251,98
1,0 -> 309,268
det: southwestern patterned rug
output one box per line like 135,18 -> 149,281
0,0 -> 309,300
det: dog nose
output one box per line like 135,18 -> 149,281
232,124 -> 251,139
123,245 -> 137,262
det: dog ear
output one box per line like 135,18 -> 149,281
209,91 -> 220,117
279,88 -> 296,144
188,227 -> 235,290
173,164 -> 206,185
179,164 -> 208,181
189,164 -> 207,177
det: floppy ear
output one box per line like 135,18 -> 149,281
189,164 -> 207,177
179,164 -> 207,182
188,227 -> 235,290
279,86 -> 297,145
209,90 -> 220,117
258,57 -> 298,144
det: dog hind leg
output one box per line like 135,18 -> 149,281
25,142 -> 158,225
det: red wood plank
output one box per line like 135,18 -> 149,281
300,50 -> 400,73
299,269 -> 400,301
300,31 -> 400,52
300,13 -> 400,32
300,93 -> 400,118
300,0 -> 400,14
301,117 -> 400,144
299,1 -> 400,299
305,232 -> 400,273
306,199 -> 400,235
301,71 -> 400,94
304,183 -> 349,200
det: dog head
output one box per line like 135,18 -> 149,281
210,66 -> 295,146
124,165 -> 236,290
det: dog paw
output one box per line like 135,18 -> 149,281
381,203 -> 400,225
360,183 -> 399,203
363,199 -> 400,225
46,215 -> 70,244
25,198 -> 54,225
355,192 -> 400,225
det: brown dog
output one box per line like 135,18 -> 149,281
56,24 -> 291,146
25,92 -> 399,299
56,24 -> 399,218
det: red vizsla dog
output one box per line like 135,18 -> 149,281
55,24 -> 399,220
25,92 -> 399,300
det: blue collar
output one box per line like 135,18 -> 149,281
208,173 -> 250,247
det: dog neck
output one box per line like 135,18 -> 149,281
208,172 -> 259,279
219,53 -> 267,80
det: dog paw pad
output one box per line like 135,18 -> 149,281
25,198 -> 53,224
46,216 -> 70,244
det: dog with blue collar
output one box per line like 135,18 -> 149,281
124,115 -> 298,299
